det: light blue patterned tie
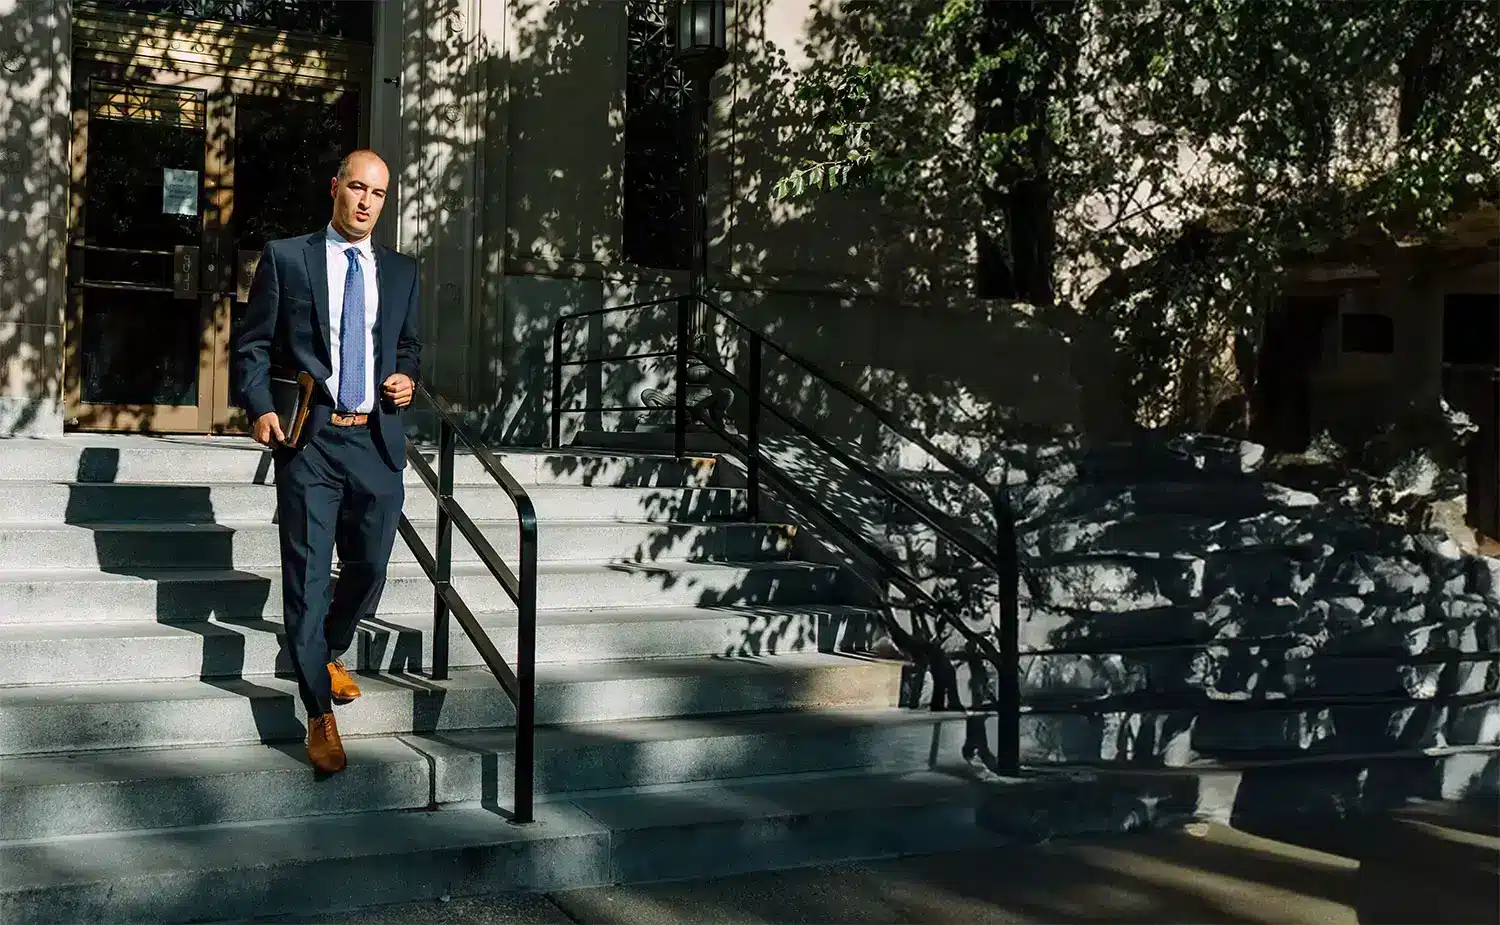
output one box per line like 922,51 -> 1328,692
338,248 -> 366,413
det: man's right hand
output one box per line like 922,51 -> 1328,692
252,412 -> 285,448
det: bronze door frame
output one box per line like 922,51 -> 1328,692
66,64 -> 222,433
65,8 -> 371,434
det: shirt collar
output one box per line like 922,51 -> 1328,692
326,224 -> 374,260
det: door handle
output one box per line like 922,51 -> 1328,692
173,245 -> 200,299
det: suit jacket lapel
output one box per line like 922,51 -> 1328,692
303,233 -> 332,357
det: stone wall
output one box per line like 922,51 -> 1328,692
381,0 -> 498,405
493,278 -> 1128,450
0,0 -> 68,436
480,0 -> 1090,447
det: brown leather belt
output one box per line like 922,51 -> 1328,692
328,412 -> 369,427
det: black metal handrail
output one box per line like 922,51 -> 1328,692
398,382 -> 538,823
549,294 -> 1022,772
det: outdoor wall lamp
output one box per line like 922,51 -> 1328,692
670,0 -> 728,73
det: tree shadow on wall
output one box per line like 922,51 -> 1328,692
0,2 -> 73,436
483,0 -> 1129,454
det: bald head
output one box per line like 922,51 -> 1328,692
330,149 -> 389,243
337,149 -> 388,182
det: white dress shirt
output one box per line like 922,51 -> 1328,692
324,224 -> 379,414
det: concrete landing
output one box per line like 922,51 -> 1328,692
241,817 -> 1500,924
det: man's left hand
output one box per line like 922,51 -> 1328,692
382,373 -> 415,409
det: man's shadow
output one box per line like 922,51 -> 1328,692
65,445 -> 302,748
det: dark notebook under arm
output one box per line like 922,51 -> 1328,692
269,370 -> 316,448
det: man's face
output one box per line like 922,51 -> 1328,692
330,154 -> 389,241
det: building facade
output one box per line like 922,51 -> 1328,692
3,1 -> 1491,537
0,0 -> 1102,450
1266,217 -> 1500,539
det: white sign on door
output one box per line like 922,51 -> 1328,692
162,168 -> 199,217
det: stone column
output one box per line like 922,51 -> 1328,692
469,0 -> 509,424
380,0 -> 493,409
0,0 -> 69,435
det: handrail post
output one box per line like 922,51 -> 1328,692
747,333 -> 762,522
433,418 -> 455,681
674,296 -> 689,459
550,319 -> 564,449
514,518 -> 537,824
993,487 -> 1020,775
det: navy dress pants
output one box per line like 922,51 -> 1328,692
274,423 -> 404,717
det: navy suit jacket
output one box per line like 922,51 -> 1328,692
232,231 -> 422,471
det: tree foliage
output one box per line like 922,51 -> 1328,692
775,0 -> 1500,428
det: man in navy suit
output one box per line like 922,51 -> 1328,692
233,149 -> 421,774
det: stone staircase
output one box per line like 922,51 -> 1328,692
0,435 -> 1048,924
4,434 -> 1497,923
867,435 -> 1500,801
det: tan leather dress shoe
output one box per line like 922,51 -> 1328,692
328,659 -> 362,703
306,713 -> 347,774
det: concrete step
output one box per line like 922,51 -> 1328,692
1021,694 -> 1500,766
360,604 -> 881,676
1018,511 -> 1316,560
0,708 -> 965,840
11,605 -> 1486,705
0,767 -> 1043,925
0,559 -> 844,625
1020,646 -> 1500,703
6,750 -> 1498,925
0,481 -> 749,525
0,519 -> 798,570
0,801 -> 616,924
572,429 -> 733,456
0,605 -> 882,684
0,653 -> 903,755
1024,477 -> 1320,524
0,438 -> 719,487
1013,747 -> 1500,836
1020,601 -> 1500,654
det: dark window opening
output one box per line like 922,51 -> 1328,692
78,1 -> 374,42
1443,293 -> 1500,367
623,0 -> 690,271
1251,294 -> 1339,452
1340,311 -> 1396,354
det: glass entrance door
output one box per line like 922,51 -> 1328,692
66,75 -> 217,432
66,56 -> 362,434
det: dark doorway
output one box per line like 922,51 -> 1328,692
1442,293 -> 1500,541
1253,294 -> 1341,452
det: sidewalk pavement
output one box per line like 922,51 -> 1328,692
251,817 -> 1498,924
